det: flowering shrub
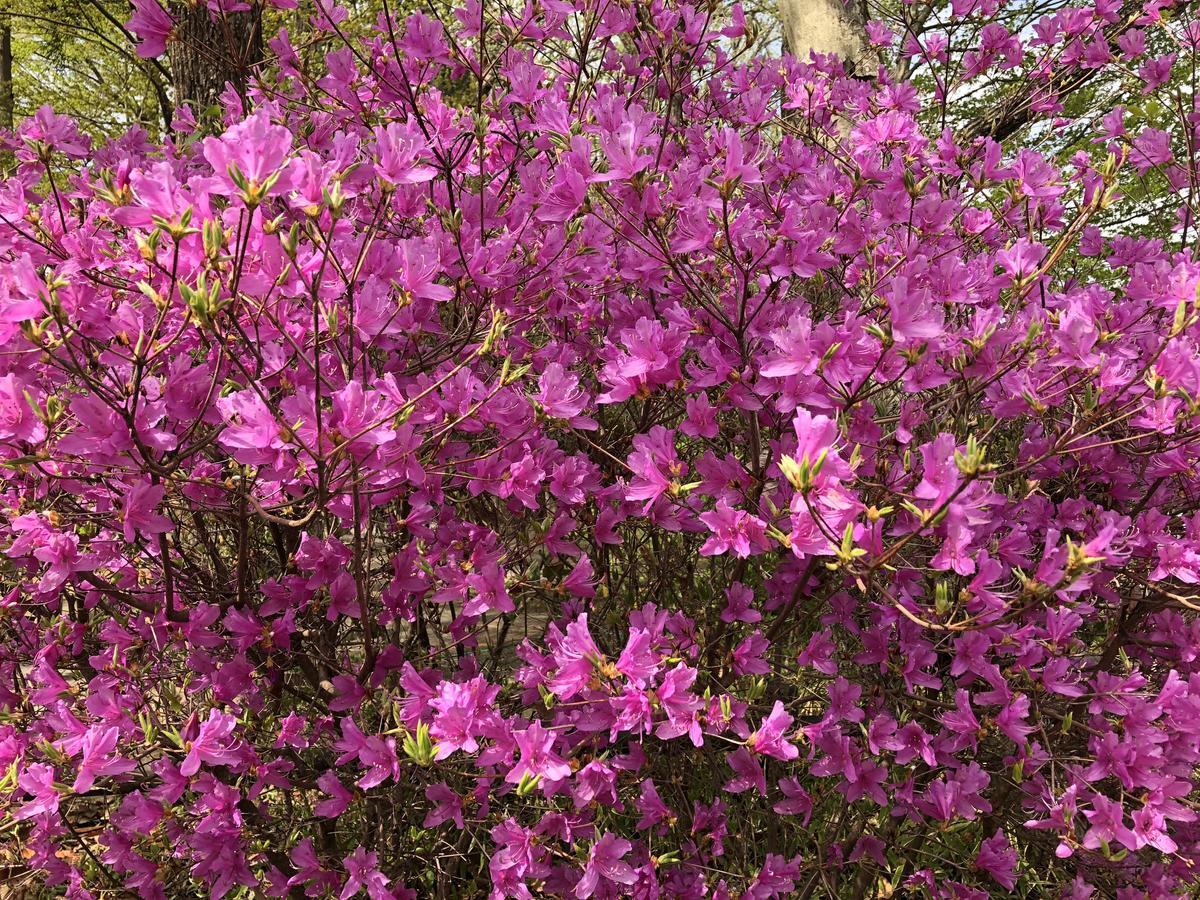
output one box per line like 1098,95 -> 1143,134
2,0 -> 1200,896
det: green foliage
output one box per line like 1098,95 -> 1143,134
4,0 -> 168,133
2,0 -> 785,139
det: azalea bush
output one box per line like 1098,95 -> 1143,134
2,0 -> 1200,896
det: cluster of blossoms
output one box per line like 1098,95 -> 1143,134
3,0 -> 1200,896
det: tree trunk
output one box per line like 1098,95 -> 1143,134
168,1 -> 263,112
777,0 -> 875,75
0,16 -> 13,131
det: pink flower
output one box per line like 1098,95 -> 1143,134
886,276 -> 944,346
575,832 -> 636,898
616,628 -> 660,685
316,771 -> 354,818
747,854 -> 803,898
506,722 -> 571,785
1131,805 -> 1178,853
826,677 -> 864,724
15,763 -> 60,820
126,0 -> 175,58
722,582 -> 762,623
393,238 -> 452,303
748,702 -> 799,761
217,390 -> 287,465
536,363 -> 598,430
340,846 -> 390,900
424,783 -> 465,829
429,676 -> 501,759
724,747 -> 767,795
17,106 -> 89,157
1131,127 -> 1173,174
547,615 -> 602,700
0,375 -> 46,443
732,631 -> 770,676
634,779 -> 673,830
273,714 -> 308,750
681,391 -> 719,438
1082,795 -> 1136,852
202,112 -> 293,193
537,157 -> 590,223
73,726 -> 135,793
329,382 -> 396,458
1139,53 -> 1176,92
598,319 -> 687,403
699,500 -> 770,558
626,426 -> 683,512
181,709 -> 242,777
371,120 -> 437,186
654,664 -> 704,746
773,777 -> 812,822
975,830 -> 1018,890
561,555 -> 598,598
759,313 -> 817,379
595,115 -> 654,182
122,480 -> 173,543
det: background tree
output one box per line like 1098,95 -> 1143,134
777,0 -> 874,72
0,0 -> 786,138
167,1 -> 262,112
1,0 -> 170,132
1,14 -> 13,131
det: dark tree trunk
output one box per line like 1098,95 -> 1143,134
168,1 -> 263,112
0,16 -> 13,131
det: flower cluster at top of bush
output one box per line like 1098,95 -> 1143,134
3,0 -> 1200,896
